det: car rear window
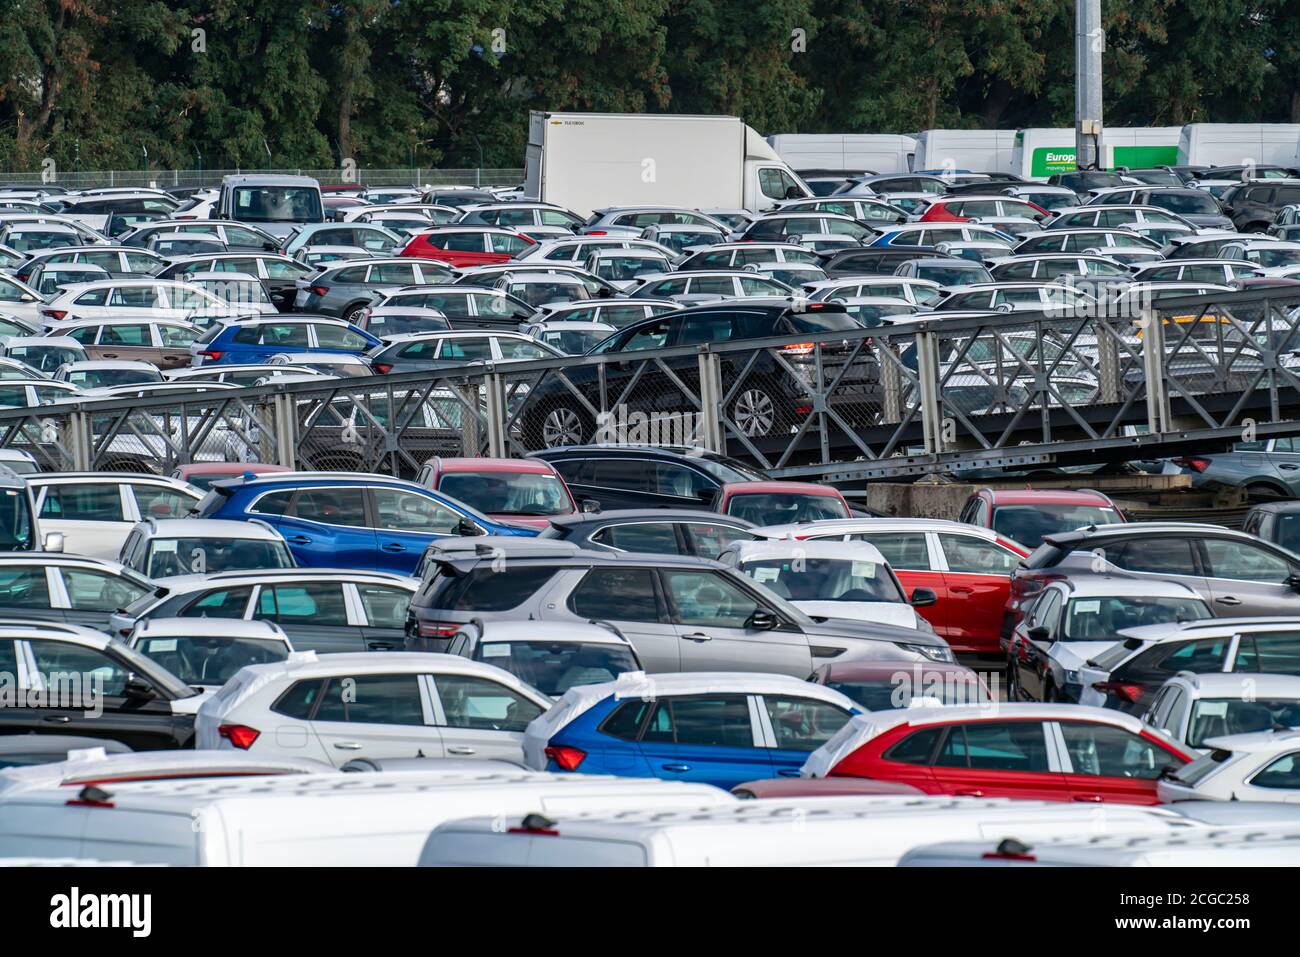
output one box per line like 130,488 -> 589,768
430,565 -> 557,611
785,313 -> 861,334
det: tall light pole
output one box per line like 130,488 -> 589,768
1075,0 -> 1104,170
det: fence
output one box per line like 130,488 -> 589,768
0,169 -> 525,190
5,287 -> 1300,480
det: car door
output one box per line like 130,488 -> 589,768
1100,535 -> 1211,604
840,531 -> 947,635
1231,628 -> 1300,675
427,670 -> 546,762
54,566 -> 151,631
21,638 -> 187,749
369,487 -> 469,575
758,693 -> 855,778
253,581 -> 366,653
0,566 -> 65,623
1053,720 -> 1183,805
635,693 -> 769,787
934,532 -> 1022,652
929,719 -> 1071,800
251,320 -> 311,361
308,672 -> 442,766
351,581 -> 413,652
565,566 -> 681,672
271,486 -> 377,570
128,482 -> 199,523
1199,537 -> 1300,617
1265,436 -> 1300,493
1016,588 -> 1062,701
660,568 -> 812,677
35,482 -> 133,560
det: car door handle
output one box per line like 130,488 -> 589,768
332,742 -> 363,750
446,746 -> 476,756
954,788 -> 985,797
1216,596 -> 1243,606
950,586 -> 974,595
42,715 -> 71,724
366,642 -> 396,651
1073,794 -> 1104,802
681,632 -> 712,642
1282,464 -> 1300,470
285,535 -> 312,544
661,763 -> 691,773
100,353 -> 119,359
380,543 -> 407,552
777,768 -> 802,777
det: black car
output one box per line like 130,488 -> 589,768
1086,187 -> 1233,229
1220,180 -> 1300,232
819,246 -> 950,278
1046,170 -> 1133,195
530,446 -> 768,511
537,508 -> 757,558
518,299 -> 879,446
0,621 -> 202,750
1195,164 -> 1299,181
1241,501 -> 1300,554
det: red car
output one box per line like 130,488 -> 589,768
804,704 -> 1193,805
918,196 -> 1049,223
957,487 -> 1126,551
714,481 -> 851,526
755,518 -> 1029,655
170,462 -> 292,492
399,226 -> 535,268
416,455 -> 577,531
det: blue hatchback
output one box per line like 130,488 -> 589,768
195,473 -> 536,574
191,315 -> 382,365
526,674 -> 860,790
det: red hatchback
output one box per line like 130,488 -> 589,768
804,704 -> 1193,805
714,481 -> 851,526
399,226 -> 535,268
958,487 -> 1126,551
416,455 -> 577,531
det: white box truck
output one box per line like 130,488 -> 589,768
525,111 -> 810,217
1011,127 -> 1182,179
766,133 -> 916,174
912,130 -> 1019,174
1178,123 -> 1300,168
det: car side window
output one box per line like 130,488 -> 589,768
591,522 -> 681,554
181,586 -> 253,619
40,483 -> 124,521
685,523 -> 756,560
314,674 -> 425,725
1234,631 -> 1300,674
61,568 -> 148,612
0,567 -> 52,608
1250,752 -> 1300,790
938,533 -> 1019,575
622,320 -> 672,351
356,584 -> 411,629
935,721 -> 1052,772
1104,537 -> 1199,576
568,567 -> 662,622
641,695 -> 754,747
27,639 -> 129,698
762,696 -> 850,751
290,487 -> 368,527
663,569 -> 760,629
257,583 -> 349,627
130,484 -> 194,520
435,673 -> 542,732
1030,589 -> 1062,634
1202,538 -> 1292,584
1120,637 -> 1231,680
373,489 -> 463,535
1058,721 -> 1174,779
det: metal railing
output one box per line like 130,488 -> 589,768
5,287 -> 1300,480
0,169 -> 525,190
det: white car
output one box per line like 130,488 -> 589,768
195,651 -> 554,766
1143,672 -> 1300,752
52,359 -> 162,390
128,618 -> 294,691
445,620 -> 642,698
39,278 -> 246,326
1157,729 -> 1300,803
29,473 -> 202,561
719,538 -> 936,633
117,517 -> 295,581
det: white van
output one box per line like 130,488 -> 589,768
419,796 -> 1201,867
1011,128 -> 1078,180
1178,123 -> 1300,168
912,130 -> 1017,174
0,771 -> 733,866
1105,127 -> 1181,168
767,134 -> 917,175
899,827 -> 1300,866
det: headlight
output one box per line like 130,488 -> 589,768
903,642 -> 955,663
1063,669 -> 1080,683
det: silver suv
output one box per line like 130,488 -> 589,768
404,538 -> 953,676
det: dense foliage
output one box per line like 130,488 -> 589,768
3,0 -> 1300,171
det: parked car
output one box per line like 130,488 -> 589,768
446,620 -> 642,697
1242,499 -> 1300,553
1157,729 -> 1300,802
190,315 -> 381,365
365,285 -> 536,331
398,226 -> 536,268
1007,577 -> 1212,703
802,703 -> 1194,805
0,553 -> 153,631
1142,672 -> 1300,752
128,618 -> 293,691
29,473 -> 202,560
522,672 -> 860,788
52,359 -> 161,390
415,456 -> 577,531
192,472 -> 535,574
169,461 -> 292,492
1172,437 -> 1300,499
957,487 -> 1126,550
713,481 -> 851,525
537,508 -> 757,559
291,257 -> 454,322
405,538 -> 955,669
368,330 -> 560,374
117,517 -> 295,580
195,651 -> 553,766
0,336 -> 87,374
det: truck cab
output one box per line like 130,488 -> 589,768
218,175 -> 324,239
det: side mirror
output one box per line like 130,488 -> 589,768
456,517 -> 485,537
596,287 -> 612,299
909,587 -> 937,607
1287,573 -> 1300,592
42,531 -> 64,553
1027,624 -> 1054,643
746,608 -> 778,631
580,498 -> 601,514
785,185 -> 803,199
123,676 -> 155,700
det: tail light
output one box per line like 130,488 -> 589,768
508,813 -> 559,835
218,724 -> 261,750
42,309 -> 67,322
416,620 -> 462,639
586,230 -> 607,236
544,744 -> 587,771
308,285 -> 329,297
781,342 -> 815,355
1173,456 -> 1211,472
199,350 -> 223,362
1092,681 -> 1144,705
981,839 -> 1036,861
795,405 -> 813,415
373,362 -> 393,374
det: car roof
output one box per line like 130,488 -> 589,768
983,488 -> 1114,506
1167,672 -> 1300,698
138,518 -> 284,539
131,617 -> 288,641
1201,728 -> 1300,753
1118,616 -> 1300,643
729,538 -> 886,564
474,620 -> 631,646
756,517 -> 999,540
1048,576 -> 1204,600
426,456 -> 556,475
723,481 -> 841,496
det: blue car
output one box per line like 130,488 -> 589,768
191,315 -> 382,365
524,674 -> 860,789
195,472 -> 536,574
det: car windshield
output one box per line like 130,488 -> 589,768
842,303 -> 913,326
828,672 -> 988,710
594,257 -> 666,280
1023,193 -> 1076,210
1186,697 -> 1300,749
438,471 -> 572,516
0,488 -> 34,550
1061,595 -> 1211,640
145,537 -> 293,578
738,557 -> 905,603
509,282 -> 585,306
787,313 -> 862,334
1273,513 -> 1300,555
1151,194 -> 1218,215
9,346 -> 79,372
725,492 -> 849,525
541,329 -> 608,354
65,368 -> 158,388
474,640 -> 639,696
231,186 -> 323,224
135,635 -> 289,687
991,503 -> 1125,549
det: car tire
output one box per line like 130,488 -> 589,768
731,386 -> 779,438
537,401 -> 592,447
1246,481 -> 1288,501
343,302 -> 370,327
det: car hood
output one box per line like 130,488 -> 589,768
1050,639 -> 1121,674
169,687 -> 216,716
793,600 -> 922,631
486,513 -> 566,532
799,616 -> 950,659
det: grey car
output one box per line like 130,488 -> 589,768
1171,438 -> 1300,499
291,257 -> 456,322
107,568 -> 417,654
405,538 -> 955,674
1241,501 -> 1300,554
537,509 -> 758,559
372,284 -> 537,330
